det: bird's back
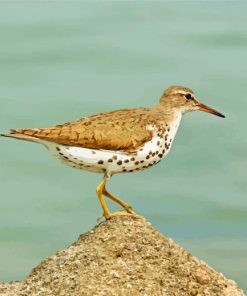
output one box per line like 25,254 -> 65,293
7,106 -> 174,152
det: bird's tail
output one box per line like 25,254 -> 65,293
1,129 -> 41,144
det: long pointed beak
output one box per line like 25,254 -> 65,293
197,102 -> 225,118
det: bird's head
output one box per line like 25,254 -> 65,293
159,85 -> 225,118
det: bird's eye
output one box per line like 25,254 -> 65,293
185,93 -> 192,100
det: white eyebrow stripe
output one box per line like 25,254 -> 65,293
173,90 -> 193,95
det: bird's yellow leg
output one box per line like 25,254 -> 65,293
102,187 -> 135,214
96,175 -> 136,220
96,178 -> 111,220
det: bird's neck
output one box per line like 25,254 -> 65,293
168,111 -> 182,140
155,103 -> 182,127
153,104 -> 182,143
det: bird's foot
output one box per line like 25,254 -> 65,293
97,210 -> 141,222
108,210 -> 133,218
123,205 -> 135,214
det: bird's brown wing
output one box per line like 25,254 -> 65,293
9,108 -> 154,152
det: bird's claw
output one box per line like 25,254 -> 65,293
97,210 -> 128,222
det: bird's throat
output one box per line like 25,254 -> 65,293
166,112 -> 182,144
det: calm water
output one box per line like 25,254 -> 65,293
0,1 -> 246,292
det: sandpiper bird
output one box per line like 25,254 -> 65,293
1,86 -> 225,219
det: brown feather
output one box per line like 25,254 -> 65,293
8,107 -> 172,152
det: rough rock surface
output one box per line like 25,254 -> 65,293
0,215 -> 244,296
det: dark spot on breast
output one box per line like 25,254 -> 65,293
165,143 -> 169,149
158,154 -> 163,158
135,161 -> 139,165
162,149 -> 165,154
146,155 -> 150,160
98,160 -> 104,164
131,157 -> 135,161
124,159 -> 129,163
149,151 -> 152,155
152,153 -> 156,157
112,155 -> 118,160
56,147 -> 60,151
157,141 -> 160,146
64,156 -> 69,160
129,170 -> 133,172
155,151 -> 159,155
59,152 -> 64,156
117,160 -> 122,165
123,169 -> 127,172
140,160 -> 144,163
108,159 -> 113,163
91,151 -> 96,155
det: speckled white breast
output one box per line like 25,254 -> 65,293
40,113 -> 182,176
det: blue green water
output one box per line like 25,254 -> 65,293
0,1 -> 246,292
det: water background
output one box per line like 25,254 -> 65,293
0,1 -> 246,292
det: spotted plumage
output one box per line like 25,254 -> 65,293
1,85 -> 225,219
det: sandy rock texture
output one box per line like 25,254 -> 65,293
0,215 -> 244,296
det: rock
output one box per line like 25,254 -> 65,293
0,215 -> 244,296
